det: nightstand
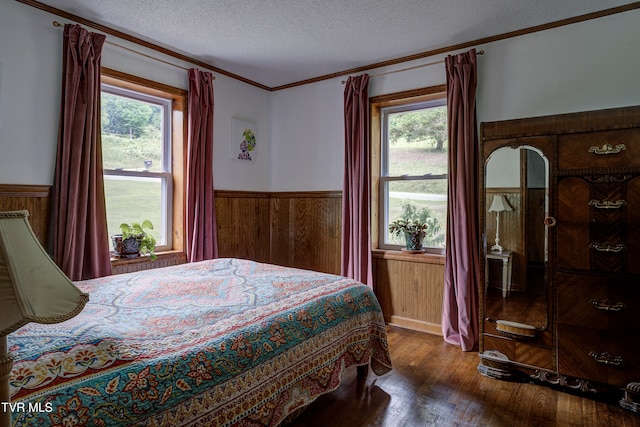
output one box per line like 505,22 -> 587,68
486,250 -> 513,297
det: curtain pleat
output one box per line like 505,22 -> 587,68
441,49 -> 481,351
186,68 -> 218,262
49,24 -> 111,281
341,74 -> 373,287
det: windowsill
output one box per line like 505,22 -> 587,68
372,248 -> 445,265
110,250 -> 187,267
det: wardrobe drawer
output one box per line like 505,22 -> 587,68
557,175 -> 640,274
557,273 -> 640,331
557,129 -> 640,171
558,324 -> 640,387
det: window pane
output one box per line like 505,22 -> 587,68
104,175 -> 165,247
101,92 -> 164,172
385,179 -> 447,248
386,105 -> 447,176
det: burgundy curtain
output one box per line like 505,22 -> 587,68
441,49 -> 481,351
186,68 -> 218,262
49,24 -> 111,281
341,74 -> 373,286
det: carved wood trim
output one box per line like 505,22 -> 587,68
214,190 -> 270,199
482,105 -> 640,140
270,191 -> 342,199
0,184 -> 50,198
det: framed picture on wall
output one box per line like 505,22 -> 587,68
231,118 -> 256,161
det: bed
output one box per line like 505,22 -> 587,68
9,258 -> 392,426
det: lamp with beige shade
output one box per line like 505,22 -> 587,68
0,211 -> 88,427
488,194 -> 513,253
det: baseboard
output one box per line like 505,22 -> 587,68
385,314 -> 442,336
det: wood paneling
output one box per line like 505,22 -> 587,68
372,250 -> 445,335
215,190 -> 341,275
270,192 -> 341,274
214,191 -> 271,263
0,184 -> 50,246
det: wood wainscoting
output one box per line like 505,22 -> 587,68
214,190 -> 272,264
372,250 -> 445,335
215,190 -> 342,275
269,191 -> 342,274
0,184 -> 51,246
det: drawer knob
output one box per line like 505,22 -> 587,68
590,298 -> 626,312
588,199 -> 627,209
588,351 -> 624,366
589,242 -> 626,253
543,217 -> 557,227
588,143 -> 627,155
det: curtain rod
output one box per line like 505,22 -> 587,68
341,50 -> 484,84
52,21 -> 214,78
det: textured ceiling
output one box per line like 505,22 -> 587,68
33,0 -> 636,89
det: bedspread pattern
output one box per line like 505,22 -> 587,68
9,258 -> 391,426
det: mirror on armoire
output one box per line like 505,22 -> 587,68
483,145 -> 549,333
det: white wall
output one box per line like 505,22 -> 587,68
476,10 -> 639,122
270,79 -> 344,191
1,2 -> 639,192
0,0 -> 62,186
0,0 -> 271,191
269,8 -> 640,191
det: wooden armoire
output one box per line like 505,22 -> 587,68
478,105 -> 640,412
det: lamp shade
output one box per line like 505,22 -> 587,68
0,211 -> 88,336
488,195 -> 513,213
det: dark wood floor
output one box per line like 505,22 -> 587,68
289,326 -> 640,427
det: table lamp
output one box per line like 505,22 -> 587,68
0,211 -> 89,427
488,194 -> 513,253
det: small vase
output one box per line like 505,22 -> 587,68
404,231 -> 425,251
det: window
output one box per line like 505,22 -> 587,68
373,89 -> 448,253
100,70 -> 186,254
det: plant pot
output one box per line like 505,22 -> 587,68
111,234 -> 141,258
404,231 -> 425,251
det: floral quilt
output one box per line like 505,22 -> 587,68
9,258 -> 392,426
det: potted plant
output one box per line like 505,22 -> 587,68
111,220 -> 157,260
388,203 -> 431,251
389,218 -> 429,251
